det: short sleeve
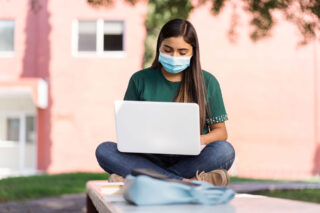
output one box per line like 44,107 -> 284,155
206,76 -> 228,124
124,75 -> 140,100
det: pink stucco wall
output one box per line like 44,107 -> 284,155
45,0 -> 147,173
0,0 -> 319,179
189,1 -> 320,179
0,0 -> 148,173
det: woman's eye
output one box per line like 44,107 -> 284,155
164,49 -> 171,53
179,52 -> 186,56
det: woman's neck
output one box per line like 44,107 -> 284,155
161,67 -> 182,82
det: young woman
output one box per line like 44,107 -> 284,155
96,19 -> 235,186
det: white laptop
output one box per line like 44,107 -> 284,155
114,100 -> 201,155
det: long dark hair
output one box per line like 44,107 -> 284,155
151,19 -> 210,134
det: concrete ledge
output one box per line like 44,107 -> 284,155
86,180 -> 320,213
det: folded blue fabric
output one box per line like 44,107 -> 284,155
123,174 -> 235,206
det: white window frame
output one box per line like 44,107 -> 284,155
0,19 -> 15,57
0,111 -> 37,172
72,19 -> 126,58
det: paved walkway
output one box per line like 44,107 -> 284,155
0,181 -> 319,213
0,193 -> 86,213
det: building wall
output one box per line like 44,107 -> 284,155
0,0 -> 148,173
46,0 -> 147,173
0,0 -> 31,80
189,1 -> 320,179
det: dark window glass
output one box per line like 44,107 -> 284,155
103,21 -> 123,51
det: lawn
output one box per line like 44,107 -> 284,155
0,172 -> 319,204
0,172 -> 109,202
252,189 -> 320,204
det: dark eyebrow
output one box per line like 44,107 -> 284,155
164,45 -> 173,49
163,44 -> 189,51
178,48 -> 189,51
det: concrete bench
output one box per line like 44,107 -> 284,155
86,180 -> 320,213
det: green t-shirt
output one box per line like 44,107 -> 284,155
123,67 -> 228,134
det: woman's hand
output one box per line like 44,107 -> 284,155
200,122 -> 228,145
200,135 -> 206,145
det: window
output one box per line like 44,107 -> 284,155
0,20 -> 14,52
0,114 -> 37,172
103,21 -> 123,51
73,20 -> 125,57
0,115 -> 36,143
78,21 -> 97,52
26,116 -> 36,144
6,118 -> 19,142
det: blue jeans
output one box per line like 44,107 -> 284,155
95,140 -> 235,180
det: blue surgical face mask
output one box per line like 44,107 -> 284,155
158,52 -> 192,74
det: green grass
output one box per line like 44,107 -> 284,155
252,189 -> 320,204
231,177 -> 320,204
230,177 -> 285,182
0,173 -> 254,202
0,173 -> 319,204
0,172 -> 109,202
